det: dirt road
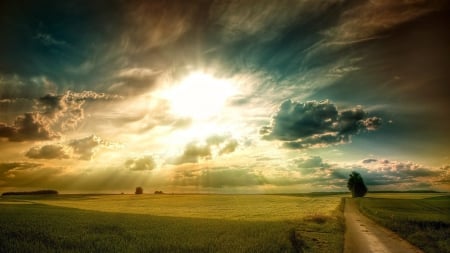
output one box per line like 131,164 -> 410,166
344,198 -> 423,253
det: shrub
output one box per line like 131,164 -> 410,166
135,187 -> 143,195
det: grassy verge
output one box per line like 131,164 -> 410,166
289,197 -> 345,253
357,195 -> 450,253
0,194 -> 345,253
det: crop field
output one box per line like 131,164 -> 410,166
357,194 -> 450,253
0,194 -> 345,253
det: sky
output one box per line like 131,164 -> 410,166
0,0 -> 449,194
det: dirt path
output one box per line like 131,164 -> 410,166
344,198 -> 423,253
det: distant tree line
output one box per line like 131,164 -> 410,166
2,190 -> 59,196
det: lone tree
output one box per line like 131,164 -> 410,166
347,171 -> 368,197
135,186 -> 143,195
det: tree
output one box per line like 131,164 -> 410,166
135,186 -> 143,194
347,171 -> 367,197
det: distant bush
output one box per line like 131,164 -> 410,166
154,191 -> 164,194
2,190 -> 58,196
135,187 -> 143,194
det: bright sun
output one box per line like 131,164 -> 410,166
160,71 -> 237,120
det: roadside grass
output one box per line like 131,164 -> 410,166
365,192 -> 446,199
357,195 -> 450,253
0,194 -> 345,253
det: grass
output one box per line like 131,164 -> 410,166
0,194 -> 345,253
365,192 -> 447,199
357,194 -> 450,253
22,194 -> 342,221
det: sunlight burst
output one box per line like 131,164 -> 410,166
160,72 -> 237,120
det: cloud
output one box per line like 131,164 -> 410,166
121,1 -> 202,52
261,100 -> 381,149
199,167 -> 264,188
37,90 -> 122,130
125,156 -> 156,171
0,90 -> 121,142
210,0 -> 340,42
0,91 -> 120,142
293,156 -> 328,175
68,135 -> 106,160
169,135 -> 239,165
25,144 -> 70,159
34,32 -> 68,47
326,158 -> 445,190
0,112 -> 59,142
362,158 -> 378,164
0,162 -> 42,174
364,160 -> 442,179
250,156 -> 447,191
109,68 -> 161,96
169,142 -> 211,165
218,139 -> 238,155
326,0 -> 447,44
172,166 -> 265,188
206,135 -> 239,155
117,68 -> 159,79
24,135 -> 115,161
0,74 -> 57,99
0,162 -> 65,189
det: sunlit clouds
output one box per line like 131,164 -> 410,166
0,0 -> 449,193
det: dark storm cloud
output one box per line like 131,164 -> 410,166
125,156 -> 156,171
169,135 -> 239,165
262,100 -> 381,149
25,144 -> 69,159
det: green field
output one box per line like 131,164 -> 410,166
357,194 -> 450,253
0,194 -> 345,253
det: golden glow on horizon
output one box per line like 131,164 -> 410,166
159,72 -> 237,120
